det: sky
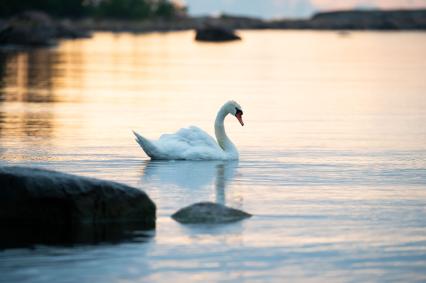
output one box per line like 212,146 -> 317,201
180,0 -> 426,18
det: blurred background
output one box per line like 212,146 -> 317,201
1,0 -> 426,19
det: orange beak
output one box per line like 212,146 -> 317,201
236,112 -> 244,126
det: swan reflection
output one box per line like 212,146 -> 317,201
140,160 -> 238,205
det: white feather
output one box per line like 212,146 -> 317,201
133,101 -> 243,160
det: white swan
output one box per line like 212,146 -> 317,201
133,100 -> 244,160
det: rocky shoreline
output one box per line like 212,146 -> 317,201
1,9 -> 425,47
269,9 -> 426,30
0,9 -> 425,46
74,9 -> 426,32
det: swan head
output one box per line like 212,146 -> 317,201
224,100 -> 244,126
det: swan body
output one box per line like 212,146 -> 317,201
133,101 -> 244,160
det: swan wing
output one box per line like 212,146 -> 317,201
134,126 -> 225,160
161,126 -> 219,148
157,126 -> 225,160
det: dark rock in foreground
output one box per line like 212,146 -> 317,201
172,202 -> 251,224
195,26 -> 241,42
0,166 -> 156,229
0,11 -> 90,47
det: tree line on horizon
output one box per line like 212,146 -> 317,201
0,0 -> 185,20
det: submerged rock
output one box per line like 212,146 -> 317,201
0,166 -> 156,229
0,222 -> 154,249
172,202 -> 251,224
195,26 -> 241,42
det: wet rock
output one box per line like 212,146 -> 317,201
0,222 -> 154,249
172,202 -> 251,224
195,26 -> 241,42
0,166 -> 156,229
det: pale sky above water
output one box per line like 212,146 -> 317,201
180,0 -> 426,18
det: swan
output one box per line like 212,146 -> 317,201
133,100 -> 244,160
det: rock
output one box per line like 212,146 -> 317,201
0,222 -> 154,249
0,11 -> 57,46
0,11 -> 91,47
56,20 -> 91,39
309,9 -> 426,30
0,166 -> 156,229
195,26 -> 241,42
270,9 -> 426,30
172,202 -> 251,224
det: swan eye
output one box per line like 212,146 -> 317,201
235,108 -> 243,115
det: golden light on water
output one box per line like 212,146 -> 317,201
0,31 -> 425,155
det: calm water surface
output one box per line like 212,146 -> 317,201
1,31 -> 426,282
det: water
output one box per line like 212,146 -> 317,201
1,31 -> 426,282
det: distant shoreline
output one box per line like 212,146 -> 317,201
1,9 -> 425,48
67,9 -> 426,33
1,9 -> 426,34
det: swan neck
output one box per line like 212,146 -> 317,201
214,106 -> 235,152
215,106 -> 227,128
